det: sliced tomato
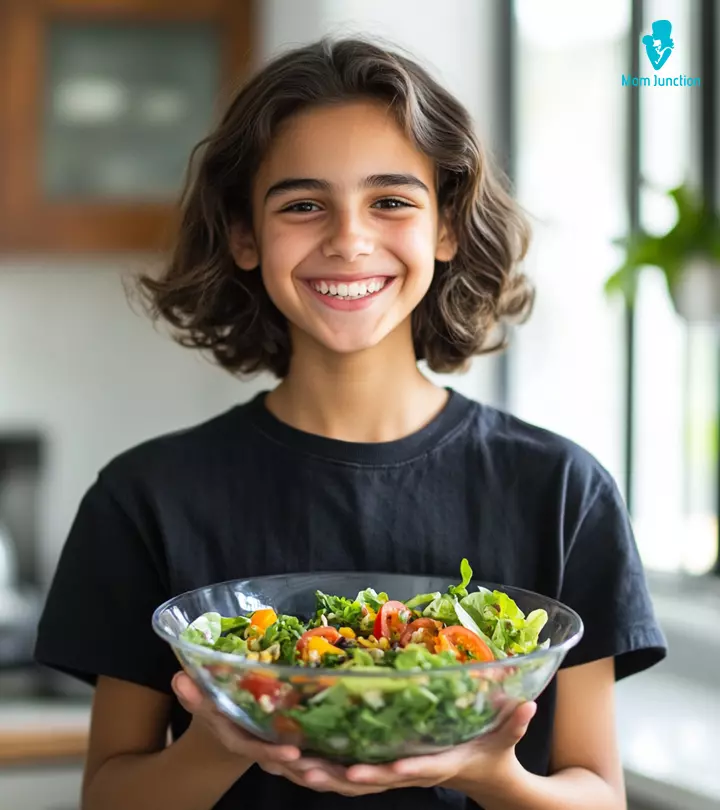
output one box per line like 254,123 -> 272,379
399,618 -> 443,649
237,673 -> 300,710
436,626 -> 494,663
272,714 -> 302,735
296,626 -> 342,655
373,600 -> 412,640
237,672 -> 283,701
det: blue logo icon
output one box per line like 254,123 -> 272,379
642,20 -> 674,71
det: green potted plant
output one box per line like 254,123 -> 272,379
605,183 -> 720,322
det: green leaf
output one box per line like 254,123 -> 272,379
454,598 -> 506,659
312,591 -> 364,631
356,588 -> 389,612
422,594 -> 458,623
448,558 -> 473,598
404,591 -> 441,609
220,616 -> 250,634
182,611 -> 222,644
214,634 -> 248,654
606,183 -> 720,309
261,614 -> 305,663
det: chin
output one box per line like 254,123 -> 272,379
318,331 -> 387,356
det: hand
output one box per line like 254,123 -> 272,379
259,700 -> 537,797
171,671 -> 302,772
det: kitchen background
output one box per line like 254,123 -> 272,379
0,0 -> 718,808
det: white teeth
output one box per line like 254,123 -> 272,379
310,278 -> 388,300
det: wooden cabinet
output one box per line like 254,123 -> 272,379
0,0 -> 253,253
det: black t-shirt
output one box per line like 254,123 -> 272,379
35,388 -> 666,809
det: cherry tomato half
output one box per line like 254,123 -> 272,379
399,618 -> 443,649
238,672 -> 300,708
373,600 -> 412,640
436,626 -> 494,663
296,626 -> 342,655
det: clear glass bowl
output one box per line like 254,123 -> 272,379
152,572 -> 583,763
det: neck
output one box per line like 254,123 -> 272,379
265,322 -> 449,443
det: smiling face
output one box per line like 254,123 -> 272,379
230,100 -> 456,360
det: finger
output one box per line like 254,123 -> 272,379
284,757 -> 348,778
345,762 -> 417,786
388,743 -> 474,779
171,672 -> 204,712
301,768 -> 390,796
489,701 -> 537,747
213,719 -> 302,763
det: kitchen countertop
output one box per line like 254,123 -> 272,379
0,702 -> 89,765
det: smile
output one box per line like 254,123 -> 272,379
302,276 -> 395,311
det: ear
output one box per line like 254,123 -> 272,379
228,222 -> 260,271
435,214 -> 458,263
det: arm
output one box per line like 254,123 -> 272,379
82,676 -> 251,810
456,657 -> 626,810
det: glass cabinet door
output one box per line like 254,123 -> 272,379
43,22 -> 221,201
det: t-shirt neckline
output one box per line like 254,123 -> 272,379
245,386 -> 473,465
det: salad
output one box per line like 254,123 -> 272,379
180,560 -> 550,761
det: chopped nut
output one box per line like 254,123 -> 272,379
258,694 -> 274,713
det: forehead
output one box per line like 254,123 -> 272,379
256,100 -> 436,187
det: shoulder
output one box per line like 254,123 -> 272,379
467,400 -> 619,502
96,397 -> 258,499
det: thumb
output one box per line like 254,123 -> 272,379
171,671 -> 204,712
494,701 -> 537,747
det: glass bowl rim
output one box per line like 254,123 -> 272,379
152,572 -> 585,678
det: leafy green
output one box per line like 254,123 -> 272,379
393,646 -> 458,671
312,591 -> 364,630
454,599 -> 506,659
459,589 -> 548,655
214,634 -> 248,654
261,614 -> 305,663
285,664 -> 496,762
356,588 -> 388,612
420,558 -> 474,623
606,183 -> 720,309
181,611 -> 222,645
221,616 -> 251,634
449,558 -> 473,598
404,591 -> 441,609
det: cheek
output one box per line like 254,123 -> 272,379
389,218 -> 438,268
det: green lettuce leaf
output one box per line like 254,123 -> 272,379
356,588 -> 389,612
312,591 -> 364,630
459,589 -> 548,655
261,614 -> 305,663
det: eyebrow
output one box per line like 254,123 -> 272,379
263,173 -> 430,202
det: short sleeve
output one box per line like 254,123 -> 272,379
558,478 -> 667,680
34,476 -> 177,694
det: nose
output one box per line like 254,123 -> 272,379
321,208 -> 374,262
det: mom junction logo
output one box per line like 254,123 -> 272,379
622,19 -> 701,88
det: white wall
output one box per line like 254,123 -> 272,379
1,2 -> 501,582
0,261 -> 270,582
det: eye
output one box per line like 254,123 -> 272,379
372,198 -> 414,210
281,201 -> 322,213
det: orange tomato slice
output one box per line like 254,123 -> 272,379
436,626 -> 494,663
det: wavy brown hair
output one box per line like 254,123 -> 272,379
138,36 -> 534,378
